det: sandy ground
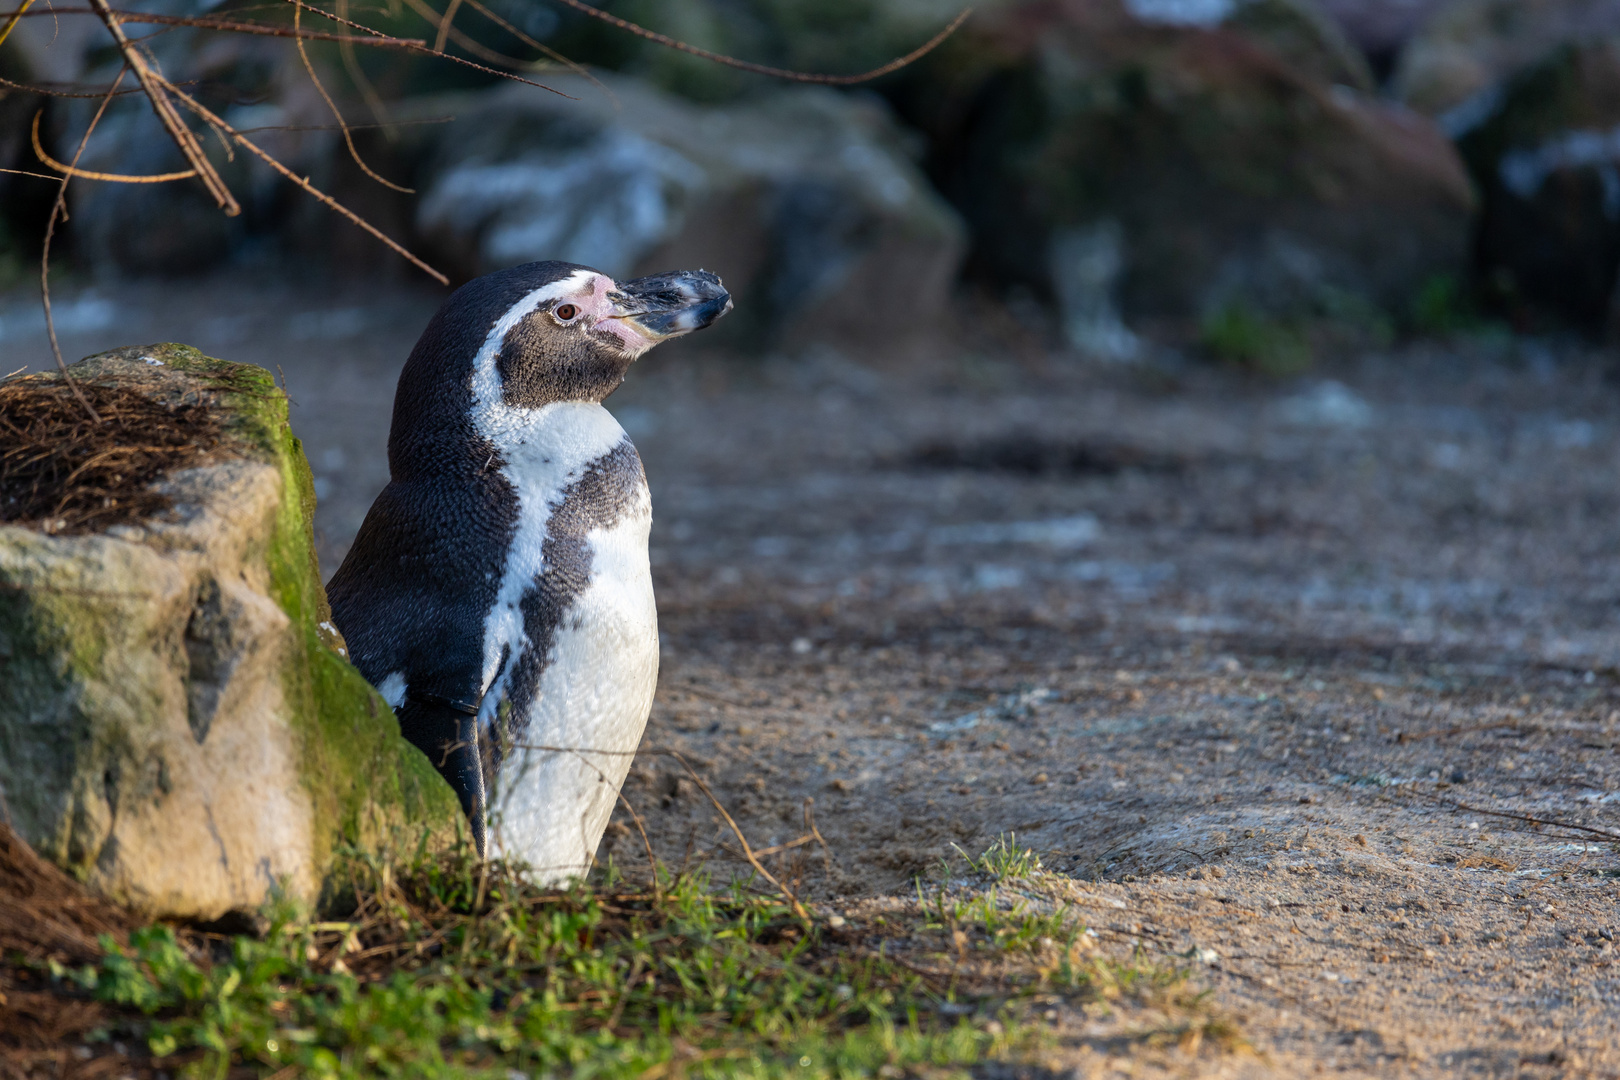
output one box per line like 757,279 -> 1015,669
7,271 -> 1620,1077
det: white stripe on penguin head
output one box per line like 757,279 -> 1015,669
467,268 -> 635,719
468,268 -> 602,425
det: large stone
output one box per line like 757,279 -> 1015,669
0,346 -> 461,922
1393,0 -> 1620,126
907,0 -> 1473,349
409,74 -> 965,351
1454,39 -> 1620,332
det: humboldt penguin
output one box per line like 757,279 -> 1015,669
327,261 -> 731,880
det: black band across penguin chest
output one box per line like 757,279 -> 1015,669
497,439 -> 648,739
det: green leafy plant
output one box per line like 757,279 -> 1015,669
1200,303 -> 1313,377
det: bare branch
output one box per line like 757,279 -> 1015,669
32,111 -> 198,182
666,749 -> 810,923
293,0 -> 413,192
0,72 -> 152,98
280,0 -> 573,97
430,0 -> 460,54
457,0 -> 607,96
396,0 -> 545,72
546,0 -> 973,86
0,0 -> 35,48
40,66 -> 127,422
82,0 -> 240,214
335,0 -> 396,139
159,76 -> 449,284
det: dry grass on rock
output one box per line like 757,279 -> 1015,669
0,372 -> 222,535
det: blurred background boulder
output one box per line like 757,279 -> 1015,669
890,0 -> 1469,357
1394,0 -> 1620,122
406,75 -> 965,351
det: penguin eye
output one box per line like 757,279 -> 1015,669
553,303 -> 580,323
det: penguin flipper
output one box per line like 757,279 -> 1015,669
396,698 -> 489,857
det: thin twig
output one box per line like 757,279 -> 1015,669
335,0 -> 395,138
32,112 -> 197,182
750,834 -> 815,859
293,0 -> 412,193
0,6 -> 430,46
548,0 -> 972,85
0,0 -> 34,48
1404,789 -> 1620,843
804,798 -> 836,875
281,0 -> 572,97
0,166 -> 62,180
431,0 -> 460,54
158,77 -> 448,284
39,66 -> 126,422
0,72 -> 150,98
457,0 -> 609,99
395,0 -> 540,72
616,789 -> 662,902
666,749 -> 809,923
1394,720 -> 1528,743
600,952 -> 643,1035
83,0 -> 240,213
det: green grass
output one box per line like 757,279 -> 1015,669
34,839 -> 1236,1078
954,834 -> 1042,883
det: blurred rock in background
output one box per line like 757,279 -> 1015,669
894,0 -> 1471,357
1394,0 -> 1620,123
407,75 -> 965,353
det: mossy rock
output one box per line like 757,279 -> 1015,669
0,345 -> 462,921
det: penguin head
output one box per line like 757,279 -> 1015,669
488,262 -> 732,406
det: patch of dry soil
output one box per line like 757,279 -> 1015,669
598,340 -> 1620,1079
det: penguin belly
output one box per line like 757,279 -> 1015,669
487,500 -> 657,879
474,402 -> 658,882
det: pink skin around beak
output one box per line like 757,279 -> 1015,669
567,275 -> 657,356
571,270 -> 734,356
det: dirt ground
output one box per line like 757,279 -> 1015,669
8,271 -> 1620,1077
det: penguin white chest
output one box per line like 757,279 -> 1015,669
473,403 -> 658,881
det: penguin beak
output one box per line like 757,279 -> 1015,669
604,270 -> 733,349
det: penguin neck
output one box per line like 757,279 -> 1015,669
475,399 -> 630,486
